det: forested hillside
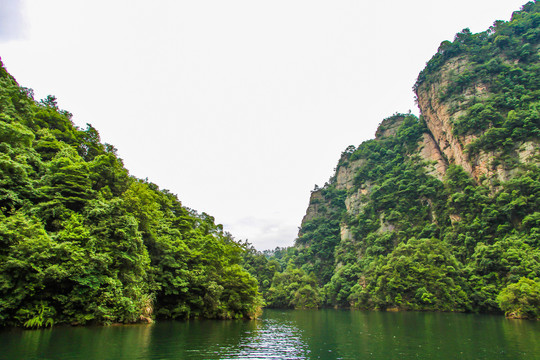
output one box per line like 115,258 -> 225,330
245,1 -> 540,319
2,1 -> 539,328
0,61 -> 262,328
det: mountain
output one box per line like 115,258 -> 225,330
0,60 -> 262,327
250,1 -> 540,319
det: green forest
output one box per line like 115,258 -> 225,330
0,61 -> 263,328
243,1 -> 540,320
1,1 -> 539,329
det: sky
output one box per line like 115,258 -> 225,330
0,0 -> 529,250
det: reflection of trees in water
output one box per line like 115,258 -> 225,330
231,317 -> 309,359
500,317 -> 540,357
3,311 -> 540,359
146,319 -> 261,359
145,317 -> 309,359
282,310 -> 540,360
2,324 -> 154,359
13,327 -> 53,359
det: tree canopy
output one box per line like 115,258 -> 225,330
0,59 -> 262,327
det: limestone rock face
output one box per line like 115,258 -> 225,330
518,140 -> 540,164
416,58 -> 476,178
340,225 -> 352,242
375,116 -> 406,139
300,54 -> 539,242
418,132 -> 448,181
344,186 -> 370,214
415,57 -> 538,184
300,190 -> 325,229
335,157 -> 371,214
335,158 -> 365,191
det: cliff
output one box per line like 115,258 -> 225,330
289,2 -> 540,315
416,57 -> 539,183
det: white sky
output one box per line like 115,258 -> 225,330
0,0 -> 528,250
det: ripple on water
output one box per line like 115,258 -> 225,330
219,319 -> 309,359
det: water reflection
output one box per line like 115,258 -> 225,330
144,318 -> 260,359
228,315 -> 309,359
279,309 -> 540,360
1,310 -> 539,359
2,323 -> 155,359
143,314 -> 309,359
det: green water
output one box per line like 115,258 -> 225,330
1,309 -> 539,359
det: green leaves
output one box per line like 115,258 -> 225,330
266,265 -> 321,309
0,60 -> 263,327
497,278 -> 540,319
0,120 -> 34,147
243,3 -> 540,318
22,302 -> 55,329
359,238 -> 471,312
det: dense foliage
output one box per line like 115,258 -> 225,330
0,60 -> 262,327
497,277 -> 540,319
247,2 -> 540,319
416,1 -> 539,158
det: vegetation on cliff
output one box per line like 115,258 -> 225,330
246,1 -> 540,319
2,1 -> 538,326
416,0 -> 539,159
0,61 -> 262,328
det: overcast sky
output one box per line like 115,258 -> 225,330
0,0 -> 528,250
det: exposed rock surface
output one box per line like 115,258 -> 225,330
300,190 -> 325,228
344,186 -> 370,214
375,116 -> 405,139
335,158 -> 365,191
340,225 -> 353,242
301,51 -> 538,243
418,132 -> 448,181
517,140 -> 540,165
415,56 -> 537,184
293,4 -> 540,314
416,58 -> 476,178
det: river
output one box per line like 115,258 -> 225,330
1,309 -> 539,359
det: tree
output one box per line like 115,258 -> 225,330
497,278 -> 540,319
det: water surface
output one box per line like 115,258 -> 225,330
2,309 -> 539,359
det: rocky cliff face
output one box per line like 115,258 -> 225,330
415,57 -> 539,183
415,58 -> 476,178
418,132 -> 448,181
374,115 -> 406,139
300,190 -> 326,227
291,3 -> 540,313
300,51 -> 539,243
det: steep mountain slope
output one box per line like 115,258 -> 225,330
256,1 -> 540,318
0,61 -> 262,327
